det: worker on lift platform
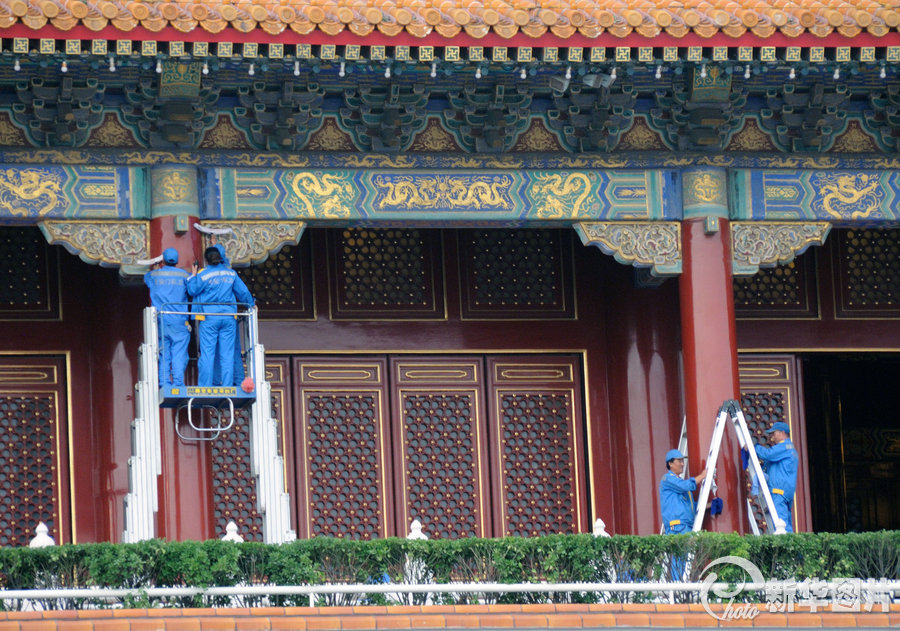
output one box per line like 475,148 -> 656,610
187,246 -> 255,388
210,244 -> 247,386
144,247 -> 190,387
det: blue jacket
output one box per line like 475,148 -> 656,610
659,471 -> 698,533
755,439 -> 798,500
144,265 -> 189,315
186,263 -> 255,314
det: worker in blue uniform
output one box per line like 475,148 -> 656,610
187,246 -> 255,387
659,449 -> 707,534
754,421 -> 798,532
144,248 -> 190,387
210,244 -> 246,386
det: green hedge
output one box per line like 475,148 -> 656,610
0,532 -> 897,609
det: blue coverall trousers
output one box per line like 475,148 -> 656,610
197,315 -> 237,387
159,315 -> 190,386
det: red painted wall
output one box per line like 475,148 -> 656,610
13,230 -> 885,542
3,256 -> 143,542
603,259 -> 684,535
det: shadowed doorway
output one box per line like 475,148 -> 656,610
803,355 -> 900,533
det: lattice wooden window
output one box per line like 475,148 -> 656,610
391,358 -> 490,539
834,228 -> 900,317
458,229 -> 574,319
0,227 -> 60,320
210,360 -> 292,542
327,228 -> 445,320
487,357 -> 586,537
0,357 -> 69,546
236,241 -> 313,320
211,406 -> 263,541
293,359 -> 392,539
733,252 -> 817,319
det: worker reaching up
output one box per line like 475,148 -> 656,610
210,244 -> 247,386
187,246 -> 255,387
659,448 -> 708,534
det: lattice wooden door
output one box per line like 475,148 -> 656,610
0,355 -> 71,546
292,357 -> 394,540
738,354 -> 811,533
486,356 -> 588,537
290,354 -> 587,539
390,357 -> 492,539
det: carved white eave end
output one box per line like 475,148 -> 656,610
199,221 -> 306,267
574,221 -> 682,276
731,222 -> 831,276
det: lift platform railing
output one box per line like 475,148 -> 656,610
155,300 -> 255,393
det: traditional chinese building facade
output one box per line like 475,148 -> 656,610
1,0 -> 899,546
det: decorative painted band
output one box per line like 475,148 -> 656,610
4,165 -> 900,228
208,168 -> 675,223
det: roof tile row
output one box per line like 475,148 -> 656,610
0,0 -> 897,40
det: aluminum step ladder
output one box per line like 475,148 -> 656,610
692,399 -> 787,534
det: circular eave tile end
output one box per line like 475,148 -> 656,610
453,8 -> 471,25
655,10 -> 673,26
365,7 -> 382,24
132,2 -> 151,21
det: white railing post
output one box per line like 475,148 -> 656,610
399,520 -> 432,605
592,518 -> 611,537
29,522 -> 55,548
222,521 -> 244,543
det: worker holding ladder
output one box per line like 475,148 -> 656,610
752,421 -> 799,532
660,400 -> 794,534
659,449 -> 707,534
691,400 -> 791,534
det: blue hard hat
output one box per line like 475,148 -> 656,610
665,449 -> 685,463
765,421 -> 790,435
163,248 -> 179,264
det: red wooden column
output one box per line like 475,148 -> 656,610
146,166 -> 212,541
678,168 -> 746,534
